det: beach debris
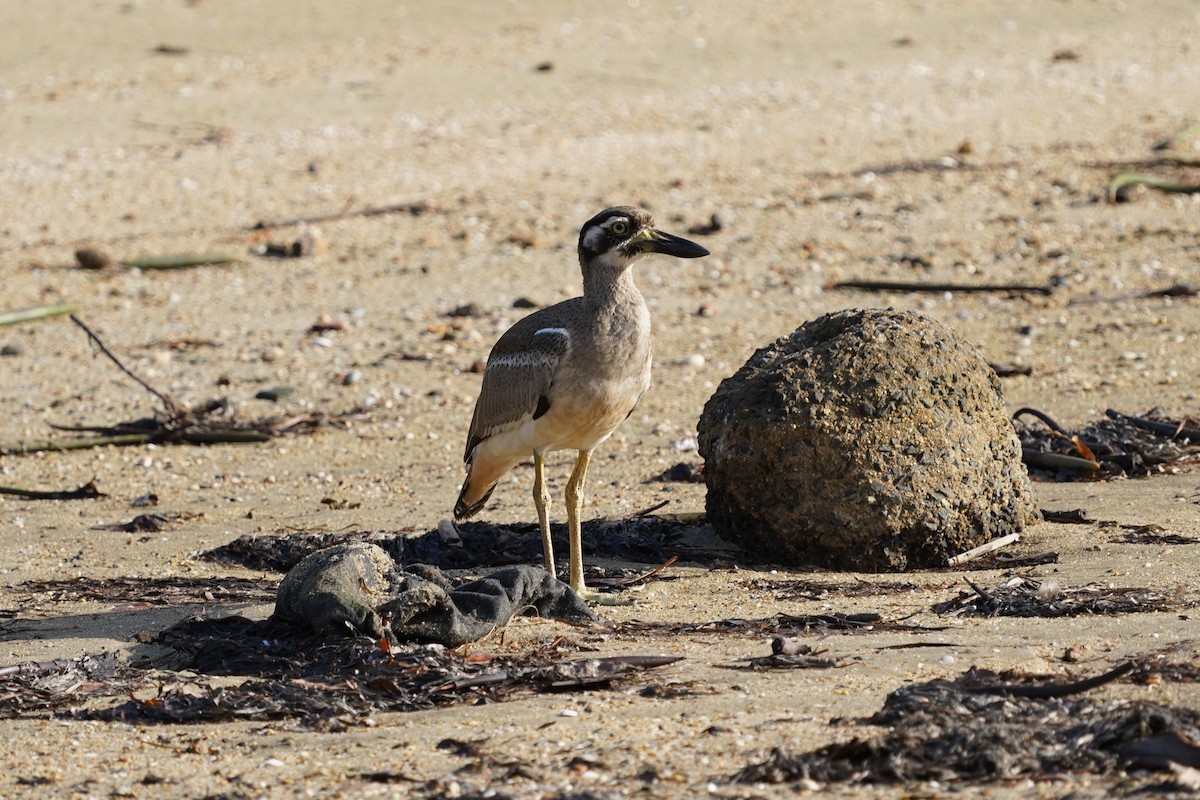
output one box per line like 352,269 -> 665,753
830,279 -> 1054,296
0,480 -> 106,501
121,252 -> 239,270
0,615 -> 679,730
743,577 -> 926,601
932,577 -> 1186,618
648,462 -> 704,483
256,227 -> 326,258
0,304 -> 80,328
0,316 -> 365,455
1107,523 -> 1200,546
946,533 -> 1021,566
733,661 -> 1200,789
1015,407 -> 1200,480
14,575 -> 274,607
73,247 -> 111,270
200,515 -> 708,577
249,199 -> 428,230
616,611 -> 945,638
273,543 -> 594,646
1108,171 -> 1200,203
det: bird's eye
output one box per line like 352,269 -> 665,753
610,220 -> 629,236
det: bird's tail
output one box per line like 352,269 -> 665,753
453,479 -> 496,520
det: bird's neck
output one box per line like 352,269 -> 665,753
581,263 -> 645,311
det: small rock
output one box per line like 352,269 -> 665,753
74,247 -> 111,270
0,343 -> 22,357
256,386 -> 295,402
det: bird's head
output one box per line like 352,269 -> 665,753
577,206 -> 710,272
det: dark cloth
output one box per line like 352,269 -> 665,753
272,542 -> 594,646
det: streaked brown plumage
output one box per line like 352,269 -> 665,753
453,206 -> 709,598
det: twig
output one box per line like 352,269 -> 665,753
0,434 -> 152,454
589,556 -> 678,588
830,279 -> 1053,296
627,499 -> 671,518
120,253 -> 239,270
0,480 -> 106,500
0,304 -> 80,327
947,533 -> 1021,566
1012,407 -> 1072,436
71,315 -> 179,417
1108,172 -> 1200,203
250,200 -> 428,230
965,660 -> 1134,698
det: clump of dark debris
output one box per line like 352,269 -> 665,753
200,515 -> 730,574
932,577 -> 1187,618
1016,407 -> 1200,480
735,660 -> 1200,789
0,615 -> 679,730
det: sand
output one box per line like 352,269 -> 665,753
2,1 -> 1200,797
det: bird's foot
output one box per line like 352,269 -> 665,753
573,585 -> 636,606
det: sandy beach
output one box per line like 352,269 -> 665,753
3,1 -> 1200,797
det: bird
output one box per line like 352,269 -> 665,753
453,206 -> 710,599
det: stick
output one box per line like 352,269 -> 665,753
0,304 -> 80,327
0,434 -> 152,454
250,200 -> 428,230
0,480 -> 106,500
965,660 -> 1134,698
589,556 -> 678,588
627,499 -> 671,518
71,315 -> 179,417
947,533 -> 1020,566
120,253 -> 239,270
830,279 -> 1053,296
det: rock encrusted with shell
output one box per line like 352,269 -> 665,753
698,308 -> 1038,571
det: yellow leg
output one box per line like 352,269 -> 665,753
564,450 -> 592,595
533,450 -> 555,577
563,450 -> 632,606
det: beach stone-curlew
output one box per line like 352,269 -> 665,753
697,308 -> 1038,570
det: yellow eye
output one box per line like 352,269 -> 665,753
611,220 -> 629,236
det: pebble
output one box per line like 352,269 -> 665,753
684,353 -> 706,368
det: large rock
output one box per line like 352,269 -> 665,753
697,308 -> 1037,570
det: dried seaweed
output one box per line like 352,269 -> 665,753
933,577 -> 1187,618
734,664 -> 1200,786
1015,407 -> 1200,481
200,515 -> 727,574
14,576 -> 277,607
69,617 -> 676,727
616,612 -> 943,637
742,577 -> 927,600
0,652 -> 134,715
0,616 -> 680,728
1107,523 -> 1200,546
0,316 -> 368,455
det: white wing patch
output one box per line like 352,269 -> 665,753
534,327 -> 570,340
